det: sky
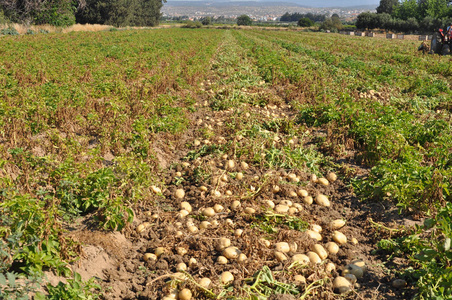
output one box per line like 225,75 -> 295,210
166,0 -> 380,7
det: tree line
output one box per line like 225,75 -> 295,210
357,0 -> 452,33
279,12 -> 344,31
0,0 -> 165,27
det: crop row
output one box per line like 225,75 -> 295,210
233,30 -> 452,298
0,28 -> 222,297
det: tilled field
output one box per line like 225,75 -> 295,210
63,31 -> 418,300
1,28 -> 450,300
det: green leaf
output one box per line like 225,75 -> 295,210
7,272 -> 16,287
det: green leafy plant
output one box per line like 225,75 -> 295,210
42,272 -> 101,300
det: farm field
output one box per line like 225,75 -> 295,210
0,28 -> 451,299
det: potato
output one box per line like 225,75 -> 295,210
264,200 -> 275,209
332,231 -> 347,245
274,251 -> 288,262
238,253 -> 247,263
292,254 -> 309,265
231,200 -> 241,210
143,253 -> 157,262
280,200 -> 293,206
274,242 -> 290,253
315,194 -> 330,207
154,247 -> 165,257
180,202 -> 192,213
203,207 -> 216,217
244,207 -> 255,214
325,262 -> 336,273
176,247 -> 188,256
333,276 -> 351,294
312,244 -> 328,260
307,251 -> 321,264
326,172 -> 337,182
151,186 -> 162,194
297,189 -> 308,197
179,288 -> 192,300
198,277 -> 211,289
213,204 -> 224,213
330,219 -> 346,230
303,196 -> 313,205
310,174 -> 318,183
188,226 -> 198,233
217,237 -> 231,251
199,221 -> 211,229
288,207 -> 298,215
226,160 -> 235,170
221,271 -> 234,284
177,262 -> 187,271
136,222 -> 151,233
217,256 -> 228,264
325,242 -> 340,255
317,178 -> 329,186
223,246 -> 241,259
306,230 -> 322,241
350,259 -> 367,272
311,224 -> 322,233
294,275 -> 306,284
236,172 -> 244,180
178,209 -> 189,218
175,189 -> 185,199
275,204 -> 289,214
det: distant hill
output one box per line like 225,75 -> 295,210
165,0 -> 379,8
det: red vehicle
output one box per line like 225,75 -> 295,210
431,28 -> 452,55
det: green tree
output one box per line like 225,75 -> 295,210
298,17 -> 314,27
393,0 -> 419,20
76,0 -> 165,27
0,0 -> 81,25
237,14 -> 252,26
331,13 -> 343,30
377,0 -> 398,14
201,16 -> 212,25
356,11 -> 375,30
424,0 -> 450,19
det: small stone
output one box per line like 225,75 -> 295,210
344,274 -> 357,284
350,259 -> 366,272
392,279 -> 407,289
343,264 -> 363,279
